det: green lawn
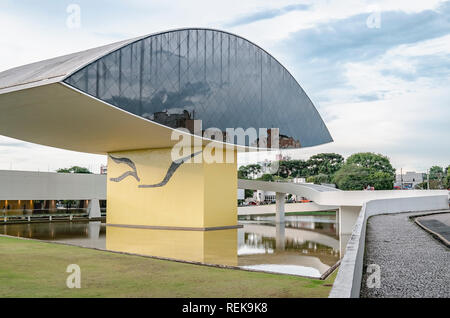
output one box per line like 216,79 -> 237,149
0,236 -> 336,298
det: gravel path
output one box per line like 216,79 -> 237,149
360,211 -> 450,298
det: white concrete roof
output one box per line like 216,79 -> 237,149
0,38 -> 139,94
0,170 -> 106,200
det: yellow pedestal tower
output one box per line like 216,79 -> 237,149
105,147 -> 238,265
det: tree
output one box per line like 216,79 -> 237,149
244,189 -> 254,199
246,164 -> 261,179
346,152 -> 395,175
333,164 -> 369,190
259,174 -> 274,182
334,153 -> 395,190
444,165 -> 450,189
238,166 -> 249,179
306,153 -> 344,176
289,160 -> 309,177
306,173 -> 331,185
429,166 -> 444,180
369,171 -> 395,190
276,160 -> 291,178
57,166 -> 92,174
416,180 -> 442,190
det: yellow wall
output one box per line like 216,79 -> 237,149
106,226 -> 237,266
107,147 -> 237,229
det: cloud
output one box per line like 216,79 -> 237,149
0,136 -> 106,172
239,85 -> 450,172
224,4 -> 310,27
277,1 -> 450,103
0,141 -> 29,148
1,0 -> 449,173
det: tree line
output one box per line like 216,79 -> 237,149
239,152 -> 397,190
415,165 -> 450,190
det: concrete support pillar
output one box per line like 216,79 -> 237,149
275,222 -> 286,250
335,208 -> 340,236
338,205 -> 362,256
49,200 -> 56,210
275,192 -> 286,223
88,221 -> 101,239
88,199 -> 101,219
106,147 -> 239,265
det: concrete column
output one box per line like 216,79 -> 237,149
88,221 -> 101,239
88,199 -> 101,219
338,205 -> 361,255
49,200 -> 56,210
275,222 -> 286,250
275,192 -> 286,223
335,209 -> 340,236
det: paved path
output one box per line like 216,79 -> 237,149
360,211 -> 450,298
415,213 -> 450,246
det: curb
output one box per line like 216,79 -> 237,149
414,213 -> 450,248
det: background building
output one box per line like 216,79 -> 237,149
395,171 -> 424,189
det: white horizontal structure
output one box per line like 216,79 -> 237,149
0,170 -> 106,200
238,179 -> 449,297
238,179 -> 446,207
238,179 -> 447,237
238,202 -> 338,215
329,195 -> 449,298
0,170 -> 106,218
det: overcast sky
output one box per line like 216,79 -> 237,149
0,0 -> 449,173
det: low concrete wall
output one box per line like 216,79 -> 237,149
238,202 -> 338,215
0,170 -> 106,200
329,194 -> 449,298
238,179 -> 447,207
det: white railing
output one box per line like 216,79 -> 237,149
329,194 -> 448,298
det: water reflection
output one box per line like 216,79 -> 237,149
0,221 -> 106,249
106,226 -> 238,266
0,215 -> 340,278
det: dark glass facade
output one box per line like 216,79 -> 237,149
64,28 -> 332,148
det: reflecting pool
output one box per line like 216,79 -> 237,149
1,215 -> 339,278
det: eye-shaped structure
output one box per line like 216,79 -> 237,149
0,28 -> 332,153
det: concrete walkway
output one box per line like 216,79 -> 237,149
360,211 -> 450,298
415,212 -> 450,246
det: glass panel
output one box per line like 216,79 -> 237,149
64,29 -> 332,148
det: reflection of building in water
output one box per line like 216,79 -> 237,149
152,110 -> 193,129
268,128 -> 301,149
279,135 -> 301,148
